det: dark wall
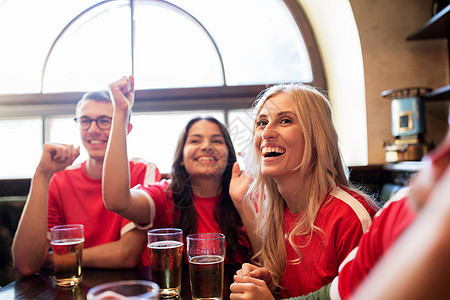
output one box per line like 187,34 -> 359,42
0,179 -> 29,286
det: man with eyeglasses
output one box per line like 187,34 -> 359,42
12,91 -> 160,276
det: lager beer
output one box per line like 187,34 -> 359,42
51,238 -> 84,287
189,255 -> 224,300
148,240 -> 183,297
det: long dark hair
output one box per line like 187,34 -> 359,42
167,116 -> 252,265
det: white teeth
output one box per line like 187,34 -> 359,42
90,140 -> 104,144
198,156 -> 214,161
262,147 -> 285,154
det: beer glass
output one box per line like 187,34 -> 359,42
187,233 -> 225,300
87,280 -> 159,299
50,224 -> 84,287
147,228 -> 183,298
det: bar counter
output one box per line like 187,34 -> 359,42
0,265 -> 239,299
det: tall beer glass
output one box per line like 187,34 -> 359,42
50,224 -> 84,287
187,233 -> 225,300
147,228 -> 183,298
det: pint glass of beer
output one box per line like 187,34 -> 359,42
147,228 -> 183,298
50,224 -> 84,287
187,233 -> 225,300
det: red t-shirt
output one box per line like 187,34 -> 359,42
48,159 -> 160,266
280,186 -> 376,298
330,188 -> 416,300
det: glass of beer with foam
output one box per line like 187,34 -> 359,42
50,224 -> 84,287
187,233 -> 225,300
147,228 -> 183,298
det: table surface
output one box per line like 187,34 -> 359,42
0,265 -> 239,299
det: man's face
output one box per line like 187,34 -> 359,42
76,100 -> 113,161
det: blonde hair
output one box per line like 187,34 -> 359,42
245,83 -> 376,290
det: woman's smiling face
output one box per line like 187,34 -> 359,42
182,119 -> 229,179
254,93 -> 305,180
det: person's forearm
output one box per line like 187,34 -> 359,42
236,199 -> 261,253
103,108 -> 132,213
83,229 -> 147,269
12,173 -> 52,276
353,168 -> 450,300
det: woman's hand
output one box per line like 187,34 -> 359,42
236,263 -> 272,285
108,75 -> 135,113
229,162 -> 253,208
230,273 -> 275,300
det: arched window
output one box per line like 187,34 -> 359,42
0,0 -> 325,176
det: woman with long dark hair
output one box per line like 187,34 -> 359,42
103,75 -> 252,265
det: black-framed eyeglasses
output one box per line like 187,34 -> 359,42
74,116 -> 112,130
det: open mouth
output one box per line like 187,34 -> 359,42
262,146 -> 285,158
87,138 -> 108,146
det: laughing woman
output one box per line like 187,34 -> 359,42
103,76 -> 253,266
229,83 -> 378,299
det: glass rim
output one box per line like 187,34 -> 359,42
50,224 -> 84,232
147,228 -> 183,236
187,232 -> 225,241
87,280 -> 159,299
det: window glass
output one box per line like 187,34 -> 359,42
0,0 -> 102,94
46,111 -> 226,174
171,0 -> 312,85
0,119 -> 43,179
133,1 -> 224,89
0,0 -> 312,94
228,109 -> 255,169
42,1 -> 132,93
46,117 -> 87,165
128,111 -> 224,173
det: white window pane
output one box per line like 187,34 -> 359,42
1,0 -> 313,94
46,117 -> 88,165
0,0 -> 103,94
0,119 -> 42,178
128,111 -> 224,173
42,1 -> 132,93
134,2 -> 224,89
172,0 -> 313,85
228,109 -> 255,169
46,112 -> 226,174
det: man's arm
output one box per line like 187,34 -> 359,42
82,228 -> 147,269
12,144 -> 79,276
353,165 -> 450,300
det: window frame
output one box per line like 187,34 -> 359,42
0,0 -> 325,179
0,0 -> 324,116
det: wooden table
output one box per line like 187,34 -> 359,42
0,265 -> 239,299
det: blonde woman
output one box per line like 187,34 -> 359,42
229,83 -> 378,299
